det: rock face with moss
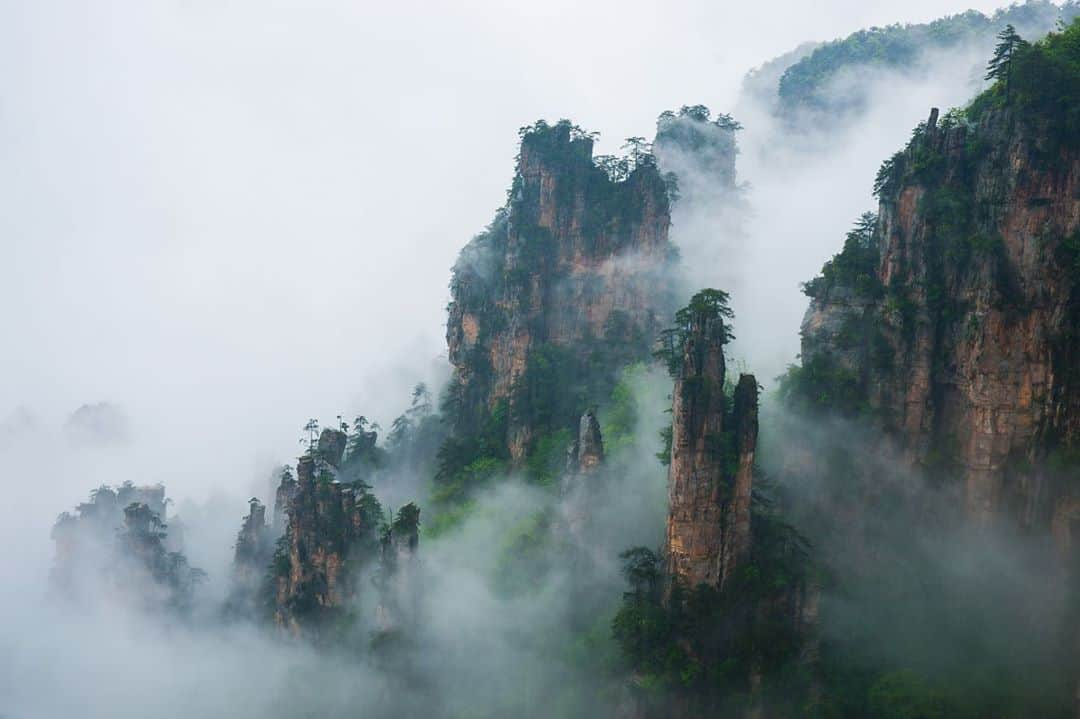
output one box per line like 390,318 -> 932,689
800,99 -> 1079,527
268,428 -> 385,634
663,295 -> 757,592
445,120 -> 675,463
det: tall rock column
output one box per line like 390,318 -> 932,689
226,498 -> 271,618
664,293 -> 758,595
723,374 -> 758,589
376,503 -> 421,633
269,428 -> 382,634
233,498 -> 269,577
561,409 -> 605,541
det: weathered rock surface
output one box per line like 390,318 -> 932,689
268,429 -> 383,634
376,503 -> 420,633
227,497 -> 272,617
663,304 -> 758,593
445,121 -> 675,460
565,409 -> 604,476
801,106 -> 1079,530
561,409 -> 605,544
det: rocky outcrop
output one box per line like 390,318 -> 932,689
724,374 -> 758,588
445,120 -> 675,461
268,429 -> 384,634
376,503 -> 420,633
51,482 -> 202,611
227,497 -> 272,617
653,105 -> 740,201
801,105 -> 1079,529
617,291 -> 811,716
234,498 -> 269,573
561,410 -> 605,544
664,302 -> 758,593
565,409 -> 604,476
664,302 -> 729,591
316,427 -> 348,468
52,482 -> 168,582
272,466 -> 297,530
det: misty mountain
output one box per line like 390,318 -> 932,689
743,0 -> 1080,129
5,4 -> 1080,719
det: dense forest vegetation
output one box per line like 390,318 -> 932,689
771,0 -> 1080,118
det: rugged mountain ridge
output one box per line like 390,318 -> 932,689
743,0 -> 1080,124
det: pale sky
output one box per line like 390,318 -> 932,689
1,0 -> 1014,506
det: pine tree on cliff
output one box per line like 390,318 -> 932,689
985,24 -> 1028,100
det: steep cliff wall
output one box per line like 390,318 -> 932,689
774,26 -> 1080,714
445,120 -> 675,462
800,101 -> 1079,528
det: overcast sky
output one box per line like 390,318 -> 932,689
1,0 -> 1010,512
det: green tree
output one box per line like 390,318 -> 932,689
985,24 -> 1028,99
654,289 -> 736,376
301,418 -> 319,453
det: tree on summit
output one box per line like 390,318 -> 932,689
985,24 -> 1028,100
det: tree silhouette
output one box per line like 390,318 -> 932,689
300,418 -> 319,452
985,24 -> 1028,100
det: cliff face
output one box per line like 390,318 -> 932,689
445,120 -> 675,461
664,306 -> 757,593
269,428 -> 385,634
801,105 -> 1079,529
